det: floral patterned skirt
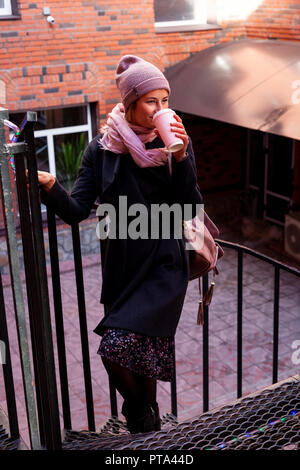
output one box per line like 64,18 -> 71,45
97,328 -> 175,382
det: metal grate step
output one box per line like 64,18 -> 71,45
62,377 -> 300,450
0,425 -> 19,451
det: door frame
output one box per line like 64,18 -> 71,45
33,104 -> 92,177
247,130 -> 294,226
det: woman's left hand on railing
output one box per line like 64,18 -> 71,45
25,169 -> 56,192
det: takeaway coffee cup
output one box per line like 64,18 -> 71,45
153,109 -> 184,153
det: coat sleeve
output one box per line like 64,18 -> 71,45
170,137 -> 203,219
40,141 -> 99,225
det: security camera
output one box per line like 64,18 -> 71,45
47,15 -> 55,24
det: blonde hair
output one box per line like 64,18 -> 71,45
99,101 -> 137,135
125,101 -> 137,125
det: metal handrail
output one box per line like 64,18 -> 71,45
217,239 -> 300,277
0,110 -> 61,450
0,109 -> 40,450
217,239 -> 300,398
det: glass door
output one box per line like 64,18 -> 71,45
264,134 -> 294,225
247,130 -> 294,225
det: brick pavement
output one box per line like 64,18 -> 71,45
0,247 -> 299,447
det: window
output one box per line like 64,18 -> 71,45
33,105 -> 93,192
154,0 -> 220,33
0,0 -> 11,15
0,0 -> 20,19
10,104 -> 93,194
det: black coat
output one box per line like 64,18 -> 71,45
41,135 -> 203,337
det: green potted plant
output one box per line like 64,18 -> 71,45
56,132 -> 86,192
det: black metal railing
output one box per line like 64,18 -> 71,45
0,109 -> 300,450
204,240 -> 300,410
0,109 -> 61,449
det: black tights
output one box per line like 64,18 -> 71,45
101,356 -> 157,407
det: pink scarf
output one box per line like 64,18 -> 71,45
99,103 -> 171,169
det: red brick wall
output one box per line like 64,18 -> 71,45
1,1 -> 299,120
246,0 -> 300,40
1,1 -> 299,117
0,0 -> 246,119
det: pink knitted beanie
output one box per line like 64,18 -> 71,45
116,55 -> 170,112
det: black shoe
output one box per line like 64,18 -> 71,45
122,401 -> 160,434
121,400 -> 144,434
151,401 -> 161,431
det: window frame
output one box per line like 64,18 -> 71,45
154,0 -> 221,33
0,0 -> 21,20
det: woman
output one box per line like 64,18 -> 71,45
38,55 -> 203,434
